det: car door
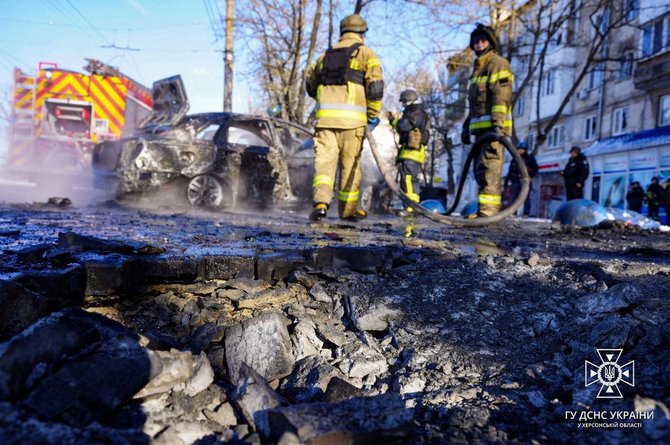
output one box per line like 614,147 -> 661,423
274,121 -> 314,199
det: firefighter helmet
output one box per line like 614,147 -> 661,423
399,89 -> 418,104
340,14 -> 368,34
469,23 -> 499,52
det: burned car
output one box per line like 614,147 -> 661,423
92,75 -> 315,210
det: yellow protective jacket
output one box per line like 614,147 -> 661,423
306,33 -> 384,129
465,50 -> 513,136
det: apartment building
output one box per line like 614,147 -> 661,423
446,0 -> 670,220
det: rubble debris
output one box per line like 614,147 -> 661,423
225,312 -> 295,383
265,394 -> 414,443
0,205 -> 669,444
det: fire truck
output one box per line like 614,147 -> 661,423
8,59 -> 153,170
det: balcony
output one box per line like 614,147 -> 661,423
634,50 -> 670,90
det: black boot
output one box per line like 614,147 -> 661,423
309,203 -> 328,221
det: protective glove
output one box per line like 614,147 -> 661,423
461,127 -> 471,145
368,117 -> 380,131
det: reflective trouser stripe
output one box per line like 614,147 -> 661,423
338,189 -> 360,202
313,174 -> 334,188
313,126 -> 365,218
405,175 -> 420,202
478,194 -> 501,205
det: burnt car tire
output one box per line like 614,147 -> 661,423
186,175 -> 234,210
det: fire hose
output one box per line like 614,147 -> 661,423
365,128 -> 531,226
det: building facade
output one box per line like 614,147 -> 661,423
446,0 -> 670,222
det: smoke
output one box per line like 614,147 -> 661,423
0,139 -> 116,206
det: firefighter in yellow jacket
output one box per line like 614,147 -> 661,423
461,23 -> 513,217
305,13 -> 384,221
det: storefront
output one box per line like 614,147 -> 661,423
583,126 -> 670,224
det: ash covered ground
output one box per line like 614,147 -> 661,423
0,197 -> 669,445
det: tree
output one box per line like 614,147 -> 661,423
497,0 -> 649,150
237,0 -> 326,124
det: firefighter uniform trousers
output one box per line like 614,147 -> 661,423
399,158 -> 421,206
474,139 -> 504,216
313,126 -> 366,218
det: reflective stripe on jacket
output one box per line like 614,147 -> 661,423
465,50 -> 513,136
306,33 -> 384,129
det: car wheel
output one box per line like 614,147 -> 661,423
186,175 -> 232,209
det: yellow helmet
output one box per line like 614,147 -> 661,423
340,14 -> 368,34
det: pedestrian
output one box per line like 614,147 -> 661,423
662,179 -> 670,224
461,23 -> 514,217
305,13 -> 384,222
504,141 -> 538,216
388,89 -> 430,216
560,146 -> 590,200
625,181 -> 645,213
645,176 -> 663,221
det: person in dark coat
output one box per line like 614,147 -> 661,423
625,181 -> 645,213
645,176 -> 663,221
504,141 -> 538,216
560,146 -> 589,200
662,179 -> 670,225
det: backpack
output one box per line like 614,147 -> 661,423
319,43 -> 364,86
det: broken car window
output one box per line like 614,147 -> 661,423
274,123 -> 312,155
227,120 -> 272,148
195,124 -> 221,141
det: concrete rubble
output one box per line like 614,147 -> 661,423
0,203 -> 669,444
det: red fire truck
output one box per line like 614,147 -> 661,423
8,58 -> 152,170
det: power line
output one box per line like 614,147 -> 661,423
0,48 -> 32,71
0,17 -> 209,32
64,0 -> 112,45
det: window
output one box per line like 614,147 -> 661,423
642,18 -> 667,57
612,107 -> 629,135
515,96 -> 525,117
547,125 -> 565,148
227,120 -> 272,147
618,51 -> 634,80
541,70 -> 555,96
624,0 -> 639,22
585,116 -> 597,140
196,124 -> 221,141
528,133 -> 536,152
660,94 -> 670,126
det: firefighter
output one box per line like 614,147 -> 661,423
645,176 -> 663,221
560,146 -> 590,200
389,89 -> 430,216
305,13 -> 384,222
504,141 -> 538,216
461,23 -> 514,217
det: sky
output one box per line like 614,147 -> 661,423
0,0 -> 471,162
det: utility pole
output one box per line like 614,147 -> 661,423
223,0 -> 234,112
